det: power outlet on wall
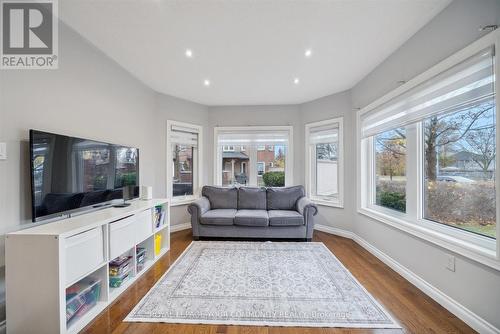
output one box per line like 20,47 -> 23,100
446,254 -> 456,272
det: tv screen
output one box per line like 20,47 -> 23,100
30,130 -> 139,222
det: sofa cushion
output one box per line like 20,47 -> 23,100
238,187 -> 267,210
266,186 -> 305,211
202,186 -> 238,209
234,210 -> 269,227
200,209 -> 236,226
268,210 -> 304,226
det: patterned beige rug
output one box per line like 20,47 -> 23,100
125,241 -> 399,328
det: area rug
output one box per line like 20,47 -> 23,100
125,241 -> 399,328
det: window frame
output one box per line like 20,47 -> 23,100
214,126 -> 294,187
305,117 -> 344,208
357,30 -> 500,270
166,120 -> 203,206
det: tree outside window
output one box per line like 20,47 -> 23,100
375,128 -> 407,213
424,100 -> 496,239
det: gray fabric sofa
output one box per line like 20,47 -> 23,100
187,185 -> 318,241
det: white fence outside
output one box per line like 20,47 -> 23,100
317,160 -> 338,196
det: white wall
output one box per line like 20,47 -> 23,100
154,94 -> 209,226
351,0 -> 500,330
299,91 -> 353,231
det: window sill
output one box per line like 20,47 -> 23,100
171,197 -> 198,207
358,206 -> 500,271
312,198 -> 343,208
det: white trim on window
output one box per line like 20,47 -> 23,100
166,120 -> 203,204
357,30 -> 500,271
213,126 -> 294,187
305,117 -> 344,208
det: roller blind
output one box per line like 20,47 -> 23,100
217,130 -> 289,146
309,123 -> 339,145
361,46 -> 495,138
170,124 -> 199,146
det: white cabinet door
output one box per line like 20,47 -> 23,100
135,209 -> 153,243
65,227 -> 104,285
109,215 -> 136,259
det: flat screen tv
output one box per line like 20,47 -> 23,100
30,130 -> 140,222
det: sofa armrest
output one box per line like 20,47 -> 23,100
297,197 -> 318,240
297,197 -> 318,216
187,197 -> 210,216
187,197 -> 210,238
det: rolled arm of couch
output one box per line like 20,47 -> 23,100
297,197 -> 318,216
187,197 -> 211,238
297,197 -> 318,240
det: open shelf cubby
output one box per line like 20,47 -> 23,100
136,235 -> 155,275
66,265 -> 108,334
153,202 -> 169,233
154,225 -> 170,260
108,247 -> 136,301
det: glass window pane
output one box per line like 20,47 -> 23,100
222,145 -> 249,186
172,144 -> 193,197
259,145 -> 286,187
375,128 -> 407,213
423,99 -> 496,239
314,142 -> 338,199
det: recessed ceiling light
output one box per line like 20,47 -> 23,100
305,49 -> 312,58
185,49 -> 193,58
293,78 -> 300,85
203,79 -> 211,86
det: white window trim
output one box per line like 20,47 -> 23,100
305,117 -> 344,208
166,120 -> 203,205
214,126 -> 294,187
357,30 -> 500,271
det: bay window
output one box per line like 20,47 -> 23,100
358,31 -> 500,268
305,118 -> 344,207
167,121 -> 203,204
214,126 -> 293,187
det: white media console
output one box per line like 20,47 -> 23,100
5,199 -> 170,334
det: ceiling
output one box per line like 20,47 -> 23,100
60,0 -> 452,106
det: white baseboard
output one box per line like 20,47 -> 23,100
170,222 -> 191,232
314,224 -> 500,334
314,224 -> 355,239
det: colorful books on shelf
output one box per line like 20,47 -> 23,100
153,205 -> 166,229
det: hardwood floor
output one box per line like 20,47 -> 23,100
81,229 -> 475,334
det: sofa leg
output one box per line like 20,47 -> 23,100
193,236 -> 200,241
306,238 -> 312,242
